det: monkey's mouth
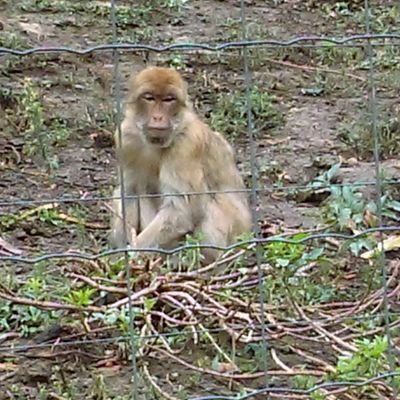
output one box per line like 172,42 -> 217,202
147,135 -> 170,147
148,137 -> 165,145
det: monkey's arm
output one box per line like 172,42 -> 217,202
135,159 -> 204,249
134,197 -> 194,248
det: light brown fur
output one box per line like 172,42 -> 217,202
110,66 -> 251,263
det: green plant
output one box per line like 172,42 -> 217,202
292,375 -> 325,399
338,112 -> 400,160
89,374 -> 107,400
168,53 -> 187,70
323,186 -> 365,230
92,305 -> 141,335
210,86 -> 281,140
335,336 -> 388,380
262,234 -> 332,305
64,287 -> 96,307
0,32 -> 29,49
293,162 -> 341,201
21,78 -> 72,170
323,184 -> 400,231
17,305 -> 60,337
161,0 -> 189,9
180,233 -> 205,268
264,233 -> 324,272
316,42 -> 362,67
24,277 -> 46,298
353,5 -> 400,34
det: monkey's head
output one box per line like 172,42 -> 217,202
128,66 -> 190,148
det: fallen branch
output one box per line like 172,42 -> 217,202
69,272 -> 127,295
108,279 -> 162,308
0,290 -> 104,312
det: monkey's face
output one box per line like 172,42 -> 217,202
129,67 -> 189,149
135,92 -> 183,148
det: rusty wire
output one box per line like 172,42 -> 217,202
0,33 -> 400,56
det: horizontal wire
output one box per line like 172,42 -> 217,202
1,226 -> 399,263
192,372 -> 400,399
0,311 -> 398,353
0,34 -> 399,56
1,179 -> 400,207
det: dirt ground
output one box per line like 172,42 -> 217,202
1,0 -> 400,399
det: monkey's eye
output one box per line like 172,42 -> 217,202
162,96 -> 176,103
142,93 -> 155,102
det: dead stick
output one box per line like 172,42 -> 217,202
0,291 -> 103,312
108,280 -> 161,308
69,273 -> 127,294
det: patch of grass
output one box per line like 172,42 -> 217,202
17,0 -> 184,34
353,5 -> 400,34
210,86 -> 282,140
338,107 -> 400,160
371,46 -> 400,70
2,78 -> 73,171
315,43 -> 363,67
0,32 -> 30,49
317,3 -> 400,70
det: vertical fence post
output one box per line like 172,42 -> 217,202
110,1 -> 140,398
239,0 -> 269,390
364,1 -> 398,398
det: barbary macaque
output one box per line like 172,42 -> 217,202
110,66 -> 251,263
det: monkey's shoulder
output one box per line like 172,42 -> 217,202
183,118 -> 234,155
208,130 -> 234,154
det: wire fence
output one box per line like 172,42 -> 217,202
1,0 -> 400,399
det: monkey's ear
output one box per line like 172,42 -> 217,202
127,75 -> 141,104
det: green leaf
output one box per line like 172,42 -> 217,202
276,258 -> 290,267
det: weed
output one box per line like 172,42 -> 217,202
0,302 -> 61,337
323,185 -> 366,229
262,233 -> 333,306
292,375 -> 325,399
161,0 -> 189,9
92,305 -> 141,335
21,78 -> 47,163
338,109 -> 400,160
0,32 -> 29,49
218,18 -> 241,41
342,335 -> 387,373
20,78 -> 72,171
171,233 -> 206,271
210,86 -> 282,140
315,42 -> 362,67
353,5 -> 400,34
331,336 -> 398,397
168,53 -> 187,70
64,287 -> 96,308
323,184 -> 400,232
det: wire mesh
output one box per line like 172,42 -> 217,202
1,0 -> 400,399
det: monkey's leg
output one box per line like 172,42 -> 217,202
197,200 -> 231,265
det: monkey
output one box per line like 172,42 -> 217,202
110,66 -> 252,264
